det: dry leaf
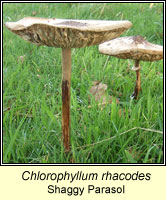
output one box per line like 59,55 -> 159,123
159,32 -> 163,38
118,109 -> 124,117
89,81 -> 119,109
92,80 -> 100,86
70,157 -> 75,163
150,3 -> 154,8
17,55 -> 26,63
109,96 -> 119,104
32,11 -> 37,16
89,82 -> 107,102
128,147 -> 141,160
3,107 -> 11,112
118,108 -> 131,118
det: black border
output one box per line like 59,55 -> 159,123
1,0 -> 165,166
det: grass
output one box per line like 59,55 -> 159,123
3,3 -> 163,163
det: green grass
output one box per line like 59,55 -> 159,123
3,3 -> 163,163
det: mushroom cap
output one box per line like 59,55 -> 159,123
99,36 -> 163,61
5,17 -> 132,48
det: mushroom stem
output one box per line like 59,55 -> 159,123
62,48 -> 71,152
133,60 -> 141,99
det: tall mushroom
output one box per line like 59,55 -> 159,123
99,36 -> 163,99
5,17 -> 132,152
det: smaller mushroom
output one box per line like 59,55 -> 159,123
99,36 -> 163,99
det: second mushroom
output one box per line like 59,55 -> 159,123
99,35 -> 163,99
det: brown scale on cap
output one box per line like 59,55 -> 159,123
132,35 -> 145,43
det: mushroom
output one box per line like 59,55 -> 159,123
5,17 -> 132,152
99,36 -> 163,99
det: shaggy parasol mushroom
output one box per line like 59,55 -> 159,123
5,17 -> 132,152
99,35 -> 163,99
